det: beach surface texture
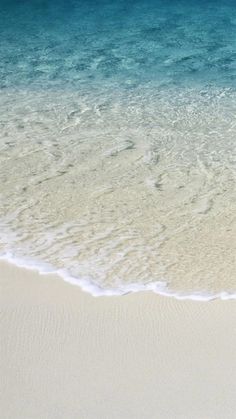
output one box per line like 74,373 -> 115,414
1,261 -> 236,419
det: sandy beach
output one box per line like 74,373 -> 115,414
1,260 -> 236,419
1,1 -> 236,418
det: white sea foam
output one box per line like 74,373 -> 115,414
1,253 -> 236,301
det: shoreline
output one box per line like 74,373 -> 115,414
1,253 -> 236,301
1,260 -> 236,418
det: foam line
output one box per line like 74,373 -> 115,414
1,253 -> 235,301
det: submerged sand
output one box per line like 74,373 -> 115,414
1,88 -> 236,296
1,260 -> 236,419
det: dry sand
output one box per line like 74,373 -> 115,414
1,260 -> 236,419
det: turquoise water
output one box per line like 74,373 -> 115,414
1,0 -> 236,90
0,0 -> 236,297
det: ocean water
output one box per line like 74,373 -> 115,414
0,0 -> 236,298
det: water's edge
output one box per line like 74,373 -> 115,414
1,253 -> 235,301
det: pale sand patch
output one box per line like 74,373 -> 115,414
0,261 -> 236,419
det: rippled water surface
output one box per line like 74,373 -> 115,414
0,0 -> 236,297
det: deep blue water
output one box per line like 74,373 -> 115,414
1,0 -> 236,91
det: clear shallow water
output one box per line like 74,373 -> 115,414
1,0 -> 236,90
0,0 -> 236,298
